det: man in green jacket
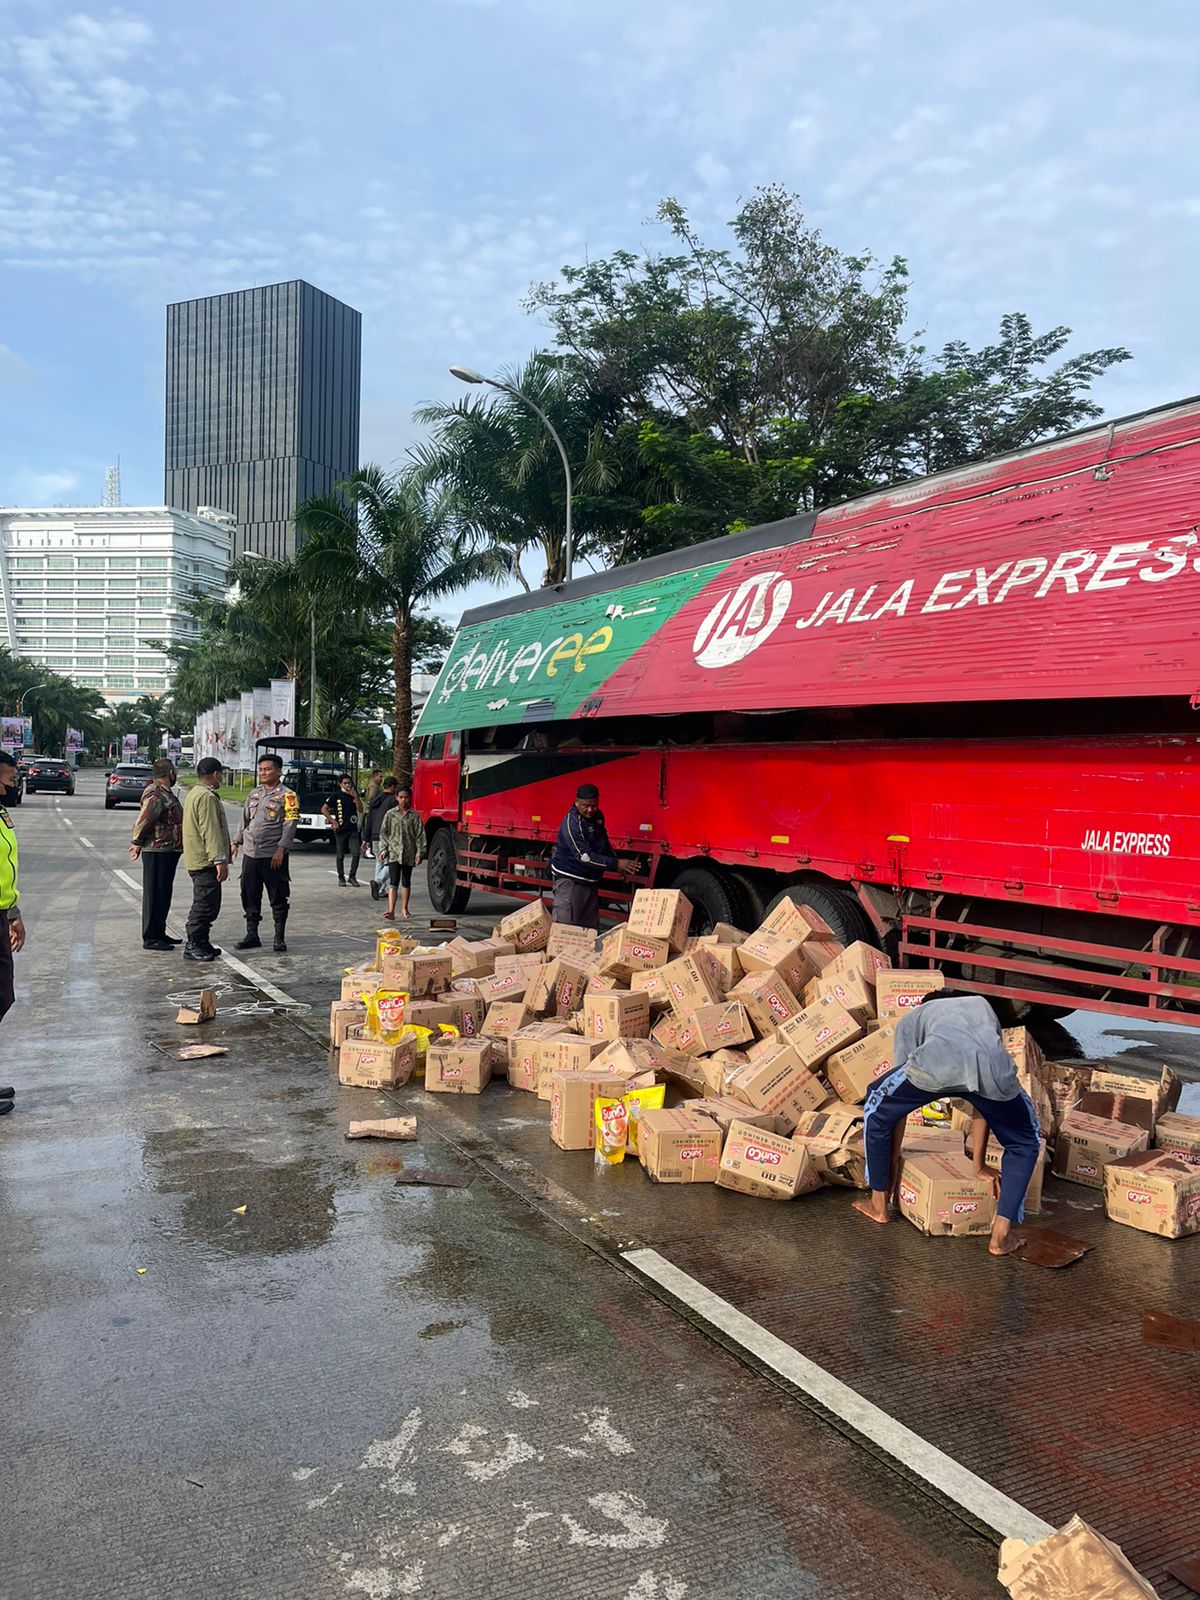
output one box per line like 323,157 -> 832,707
181,757 -> 232,963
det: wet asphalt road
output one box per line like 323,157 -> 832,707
0,772 -> 1012,1600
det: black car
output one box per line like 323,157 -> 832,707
104,762 -> 154,808
23,756 -> 76,796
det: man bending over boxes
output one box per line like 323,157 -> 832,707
853,992 -> 1041,1256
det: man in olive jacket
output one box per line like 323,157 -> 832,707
182,757 -> 232,962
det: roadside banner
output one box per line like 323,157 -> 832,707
240,692 -> 254,769
225,698 -> 242,768
66,727 -> 83,753
270,678 -> 295,738
252,687 -> 271,748
122,732 -> 138,759
21,716 -> 32,748
167,735 -> 183,763
0,717 -> 22,753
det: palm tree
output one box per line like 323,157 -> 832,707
130,692 -> 171,757
412,353 -> 619,587
296,466 -> 494,779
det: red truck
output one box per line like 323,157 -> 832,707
412,394 -> 1200,1026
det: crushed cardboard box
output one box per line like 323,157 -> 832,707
717,1119 -> 822,1200
1053,1110 -> 1150,1188
677,1001 -> 755,1056
176,988 -> 217,1026
724,1039 -> 831,1131
793,1103 -> 868,1188
329,999 -> 367,1047
897,1150 -> 996,1236
341,969 -> 382,1003
346,1117 -> 417,1141
998,1515 -> 1159,1600
1154,1110 -> 1200,1165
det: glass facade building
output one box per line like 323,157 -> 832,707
0,506 -> 232,704
164,280 -> 361,559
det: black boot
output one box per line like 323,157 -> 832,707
184,941 -> 218,963
235,919 -> 262,950
272,916 -> 288,953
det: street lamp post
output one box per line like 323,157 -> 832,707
449,365 -> 574,583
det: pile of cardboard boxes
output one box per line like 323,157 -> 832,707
329,889 -> 1200,1241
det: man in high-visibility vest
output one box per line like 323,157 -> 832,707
0,750 -> 26,1116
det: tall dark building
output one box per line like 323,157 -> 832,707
164,280 -> 361,560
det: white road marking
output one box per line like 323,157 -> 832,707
78,836 -> 94,847
115,869 -> 142,894
622,1246 -> 1053,1545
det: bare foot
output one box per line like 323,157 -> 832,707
989,1234 -> 1025,1257
853,1196 -> 890,1225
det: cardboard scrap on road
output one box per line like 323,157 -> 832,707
1011,1228 -> 1094,1270
998,1514 -> 1159,1598
394,1168 -> 475,1189
175,1043 -> 228,1060
345,1117 -> 418,1141
1143,1308 -> 1200,1353
176,989 -> 217,1025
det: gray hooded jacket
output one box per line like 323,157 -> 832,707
893,995 -> 1021,1101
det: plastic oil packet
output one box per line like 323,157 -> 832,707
594,1095 -> 630,1165
365,989 -> 409,1042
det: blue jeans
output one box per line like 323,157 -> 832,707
863,1068 -> 1041,1223
374,856 -> 389,889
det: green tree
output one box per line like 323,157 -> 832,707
295,466 -> 494,780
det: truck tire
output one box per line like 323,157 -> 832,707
427,828 -> 471,915
764,881 -> 875,948
669,863 -> 758,936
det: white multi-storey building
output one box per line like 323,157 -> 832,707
0,504 -> 233,703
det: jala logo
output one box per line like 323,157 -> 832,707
693,572 -> 792,668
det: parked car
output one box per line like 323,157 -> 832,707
104,762 -> 154,808
23,756 -> 76,795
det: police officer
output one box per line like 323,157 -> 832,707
231,753 -> 299,952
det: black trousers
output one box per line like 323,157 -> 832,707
186,866 -> 222,946
240,855 -> 290,925
334,829 -> 361,881
0,915 -> 13,1027
142,851 -> 181,942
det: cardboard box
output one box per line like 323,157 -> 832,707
793,1103 -> 868,1188
1154,1111 -> 1200,1166
445,936 -> 514,977
1076,1089 -> 1155,1137
524,958 -> 590,1018
481,1000 -> 532,1039
825,1022 -> 898,1105
176,988 -> 217,1025
627,888 -> 693,953
778,994 -> 862,1069
811,968 -> 876,1027
677,1001 -> 755,1056
380,951 -> 453,996
801,936 -> 845,973
338,1034 -> 418,1089
901,1123 -> 964,1157
638,1107 -> 724,1183
547,922 -> 598,963
1089,1064 -> 1182,1121
549,1067 -> 654,1151
582,989 -> 651,1041
896,1150 -> 997,1236
982,1136 -> 1047,1214
629,967 -> 676,1013
493,951 -> 548,980
724,1039 -> 831,1131
507,1022 -> 572,1091
329,999 -> 368,1047
1043,1060 -> 1095,1139
1052,1110 -> 1150,1187
425,1037 -> 494,1095
443,994 -> 486,1037
598,926 -> 670,983
736,931 -> 815,993
534,1034 -> 607,1098
341,969 -> 382,1003
1103,1149 -> 1200,1239
499,898 -> 552,952
998,1514 -> 1160,1600
690,1096 -> 791,1136
469,969 -> 532,1005
823,940 -> 889,990
402,999 -> 459,1033
1001,1026 -> 1044,1079
659,953 -> 723,1018
758,897 -> 833,942
875,969 -> 944,1017
691,940 -> 743,994
651,1015 -> 684,1052
729,968 -> 802,1036
716,1119 -> 822,1200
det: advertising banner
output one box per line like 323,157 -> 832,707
167,735 -> 183,763
240,692 -> 255,770
66,727 -> 84,754
21,716 -> 32,748
122,732 -> 139,759
252,687 -> 271,748
0,717 -> 23,753
269,678 -> 295,739
224,698 -> 242,767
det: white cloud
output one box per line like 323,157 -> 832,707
27,470 -> 80,499
0,344 -> 34,387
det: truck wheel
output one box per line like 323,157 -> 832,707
764,881 -> 875,947
669,864 -> 758,936
428,829 -> 471,915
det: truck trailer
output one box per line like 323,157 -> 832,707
412,395 -> 1200,1026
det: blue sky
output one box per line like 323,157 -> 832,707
1,0 -> 1196,527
